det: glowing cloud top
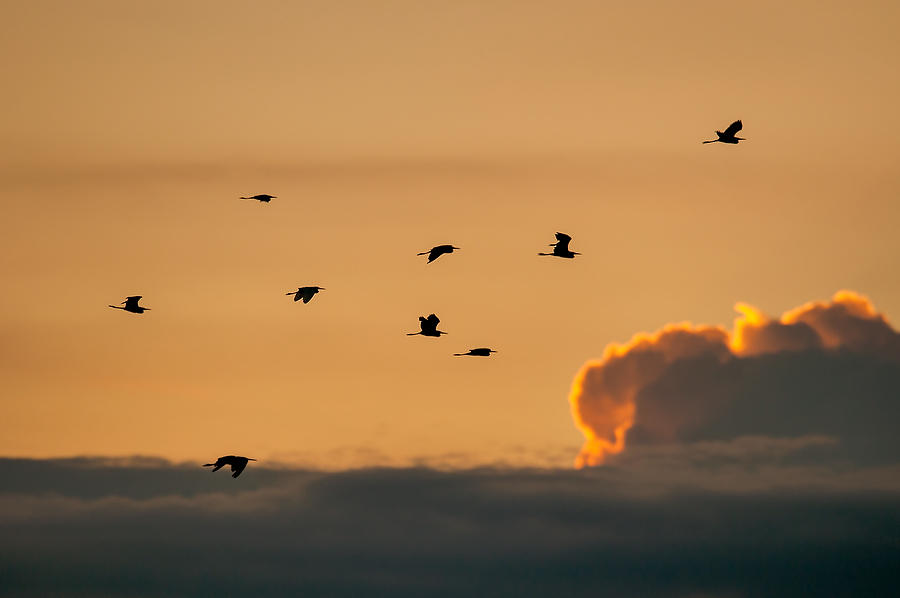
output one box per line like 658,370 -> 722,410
569,291 -> 900,468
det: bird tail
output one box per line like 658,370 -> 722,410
416,251 -> 429,256
537,252 -> 552,256
108,305 -> 124,309
701,140 -> 717,144
453,353 -> 466,356
203,463 -> 215,467
406,332 -> 421,336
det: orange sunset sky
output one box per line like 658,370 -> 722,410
2,0 -> 900,467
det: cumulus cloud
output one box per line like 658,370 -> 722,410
570,291 -> 900,467
2,458 -> 899,597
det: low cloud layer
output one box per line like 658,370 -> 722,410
570,291 -> 900,467
2,457 -> 899,597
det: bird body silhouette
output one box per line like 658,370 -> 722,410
417,244 -> 460,263
286,286 -> 325,304
454,348 -> 497,357
702,120 -> 745,144
108,296 -> 150,314
203,455 -> 256,478
407,313 -> 447,337
538,232 -> 580,259
240,194 -> 276,203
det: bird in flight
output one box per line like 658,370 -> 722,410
108,296 -> 151,314
240,194 -> 276,203
417,244 -> 460,263
407,313 -> 447,337
538,232 -> 580,259
453,347 -> 497,357
702,120 -> 745,144
203,455 -> 256,478
286,286 -> 325,304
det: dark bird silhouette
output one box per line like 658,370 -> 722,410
203,455 -> 256,478
702,120 -> 745,144
538,232 -> 580,259
240,194 -> 276,203
417,244 -> 460,263
407,313 -> 447,337
453,347 -> 497,357
108,296 -> 151,314
286,286 -> 325,304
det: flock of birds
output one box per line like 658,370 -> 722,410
107,119 -> 746,478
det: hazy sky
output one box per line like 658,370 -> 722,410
2,0 -> 900,466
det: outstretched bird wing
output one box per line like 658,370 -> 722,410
230,459 -> 248,478
554,232 -> 572,252
723,120 -> 742,137
124,296 -> 142,309
300,287 -> 317,303
426,314 -> 440,326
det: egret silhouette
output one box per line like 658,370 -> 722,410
453,348 -> 497,357
417,244 -> 460,263
538,232 -> 580,259
203,455 -> 256,478
240,194 -> 276,203
286,286 -> 325,304
108,296 -> 150,314
407,313 -> 447,337
702,120 -> 745,144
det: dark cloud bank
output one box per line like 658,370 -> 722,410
2,457 -> 900,597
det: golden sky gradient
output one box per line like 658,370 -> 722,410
2,1 -> 899,466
